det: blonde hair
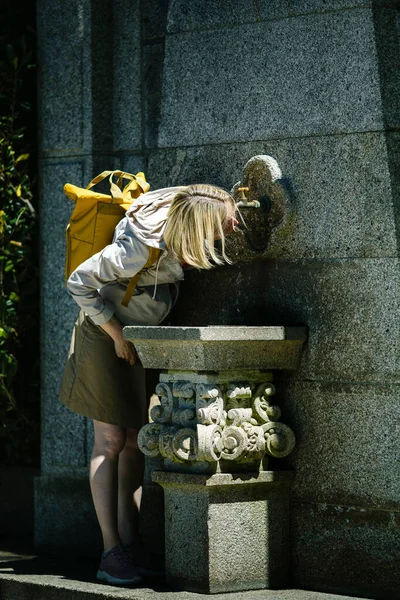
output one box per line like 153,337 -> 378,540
163,184 -> 236,270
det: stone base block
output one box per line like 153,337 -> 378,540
152,470 -> 294,594
139,480 -> 165,556
34,475 -> 102,557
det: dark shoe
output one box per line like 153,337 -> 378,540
96,544 -> 142,586
123,541 -> 165,577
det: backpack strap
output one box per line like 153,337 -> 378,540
87,170 -> 134,189
121,247 -> 161,307
86,171 -> 150,201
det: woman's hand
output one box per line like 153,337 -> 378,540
113,338 -> 137,365
100,315 -> 137,365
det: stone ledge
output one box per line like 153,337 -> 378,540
123,326 -> 307,371
160,370 -> 274,384
0,549 -> 375,600
124,325 -> 307,342
0,578 -> 369,600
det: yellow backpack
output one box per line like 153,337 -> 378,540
64,170 -> 161,307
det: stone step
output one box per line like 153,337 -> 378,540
0,548 -> 372,600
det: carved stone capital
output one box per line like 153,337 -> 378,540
138,376 -> 296,471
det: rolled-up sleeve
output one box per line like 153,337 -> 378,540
67,236 -> 149,325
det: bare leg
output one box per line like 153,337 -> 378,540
90,420 -> 126,552
117,427 -> 145,546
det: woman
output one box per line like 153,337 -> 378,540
60,183 -> 238,586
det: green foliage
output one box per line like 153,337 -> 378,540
0,36 -> 39,465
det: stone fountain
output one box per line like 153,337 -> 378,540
123,156 -> 307,594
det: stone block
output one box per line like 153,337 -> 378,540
139,481 -> 165,555
166,0 -> 289,33
269,258 -> 400,384
140,451 -> 166,554
143,43 -> 165,149
0,467 -> 39,540
263,131 -> 397,260
171,258 -> 400,384
34,475 -> 102,556
40,160 -> 88,472
89,1 -> 114,154
153,471 -> 293,593
288,0 -> 398,15
148,131 -> 398,260
142,0 -> 169,40
291,501 -> 400,599
123,325 -> 307,371
120,154 -> 147,175
159,10 -> 382,147
88,155 -> 118,179
386,132 -> 400,247
113,0 -> 141,151
372,8 -> 400,131
37,0 -> 90,153
257,0 -> 291,20
279,381 -> 400,509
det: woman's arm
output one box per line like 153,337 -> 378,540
67,235 -> 149,325
67,235 -> 149,364
100,315 -> 136,365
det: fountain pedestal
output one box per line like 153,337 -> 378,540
123,325 -> 306,593
153,470 -> 293,594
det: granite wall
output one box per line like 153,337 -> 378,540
36,0 -> 400,597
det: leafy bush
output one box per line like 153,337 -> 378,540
0,36 -> 39,465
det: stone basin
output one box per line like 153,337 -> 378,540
123,325 -> 307,371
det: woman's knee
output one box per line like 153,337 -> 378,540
93,420 -> 126,458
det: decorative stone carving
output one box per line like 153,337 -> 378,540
158,425 -> 180,461
196,384 -> 224,426
227,407 -> 253,427
150,382 -> 174,423
171,381 -> 196,428
220,426 -> 248,461
262,422 -> 296,458
137,422 -> 163,458
197,424 -> 223,462
172,428 -> 198,462
253,383 -> 281,423
138,375 -> 296,471
238,422 -> 266,463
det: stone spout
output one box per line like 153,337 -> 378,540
231,154 -> 284,208
230,154 -> 290,253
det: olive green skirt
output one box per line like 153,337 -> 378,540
60,311 -> 148,428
